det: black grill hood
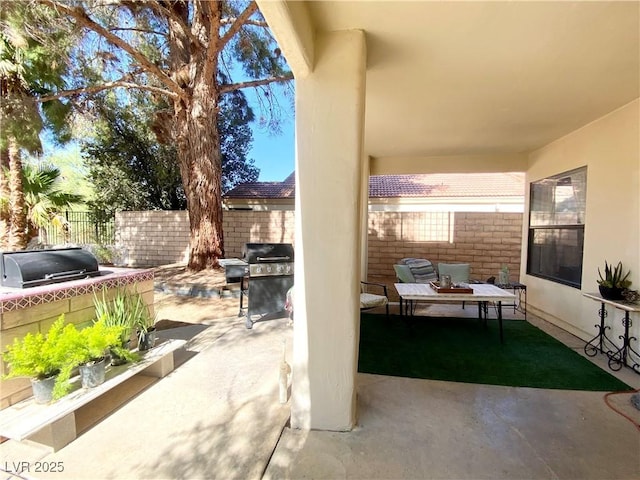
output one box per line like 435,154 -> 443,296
242,243 -> 294,264
0,247 -> 100,288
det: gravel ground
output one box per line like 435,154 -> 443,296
151,263 -> 228,288
152,264 -> 245,325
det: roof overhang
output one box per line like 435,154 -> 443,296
258,1 -> 639,172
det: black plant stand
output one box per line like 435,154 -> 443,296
583,292 -> 640,373
494,282 -> 526,319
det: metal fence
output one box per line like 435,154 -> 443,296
42,211 -> 115,246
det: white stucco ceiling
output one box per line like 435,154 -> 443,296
306,1 -> 639,160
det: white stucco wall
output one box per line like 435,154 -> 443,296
524,99 -> 640,342
292,30 -> 367,431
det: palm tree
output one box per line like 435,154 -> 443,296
0,147 -> 13,246
21,163 -> 83,243
0,3 -> 72,250
0,20 -> 35,249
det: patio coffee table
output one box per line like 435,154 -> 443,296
394,283 -> 517,343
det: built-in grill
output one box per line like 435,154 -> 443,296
229,243 -> 294,329
0,247 -> 101,289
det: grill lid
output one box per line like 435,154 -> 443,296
0,247 -> 100,288
242,243 -> 294,264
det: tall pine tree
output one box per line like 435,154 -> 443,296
30,0 -> 292,269
84,84 -> 258,219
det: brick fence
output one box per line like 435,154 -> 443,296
116,210 -> 522,298
367,211 -> 522,300
116,211 -> 191,267
116,210 -> 295,266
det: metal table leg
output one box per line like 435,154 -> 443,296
584,302 -> 618,361
497,301 -> 504,343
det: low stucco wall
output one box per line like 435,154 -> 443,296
0,268 -> 154,409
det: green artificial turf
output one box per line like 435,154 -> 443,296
358,313 -> 631,391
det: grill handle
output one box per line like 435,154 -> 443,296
256,256 -> 291,262
44,269 -> 86,280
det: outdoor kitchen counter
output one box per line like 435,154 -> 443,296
0,267 -> 154,312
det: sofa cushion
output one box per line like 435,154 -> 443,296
360,293 -> 388,309
400,258 -> 438,283
394,264 -> 415,283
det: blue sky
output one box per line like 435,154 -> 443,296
243,84 -> 295,182
248,116 -> 295,182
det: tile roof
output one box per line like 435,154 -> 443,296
369,172 -> 524,198
224,181 -> 295,199
224,172 -> 524,199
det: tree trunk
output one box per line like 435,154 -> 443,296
175,85 -> 225,271
8,138 -> 27,250
166,1 -> 227,272
0,147 -> 10,249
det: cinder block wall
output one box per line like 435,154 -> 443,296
368,212 -> 523,300
116,210 -> 295,266
116,211 -> 190,267
116,210 -> 522,299
223,210 -> 295,259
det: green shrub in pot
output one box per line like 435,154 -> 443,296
136,309 -> 158,351
2,316 -> 76,402
129,292 -> 157,351
66,318 -> 139,388
70,318 -> 138,367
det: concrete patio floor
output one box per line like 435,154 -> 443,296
267,374 -> 640,480
265,303 -> 639,480
0,277 -> 638,479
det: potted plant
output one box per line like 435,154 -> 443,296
67,319 -> 136,388
498,264 -> 510,286
93,287 -> 142,365
2,316 -> 75,403
126,291 -> 157,351
136,308 -> 158,352
597,261 -> 632,300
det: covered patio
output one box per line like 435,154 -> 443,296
256,0 -> 640,431
0,3 -> 638,478
0,293 -> 637,479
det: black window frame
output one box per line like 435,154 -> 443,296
526,166 -> 587,288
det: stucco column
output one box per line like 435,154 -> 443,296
291,30 -> 367,431
360,156 -> 372,280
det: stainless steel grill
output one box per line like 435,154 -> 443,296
225,243 -> 294,329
